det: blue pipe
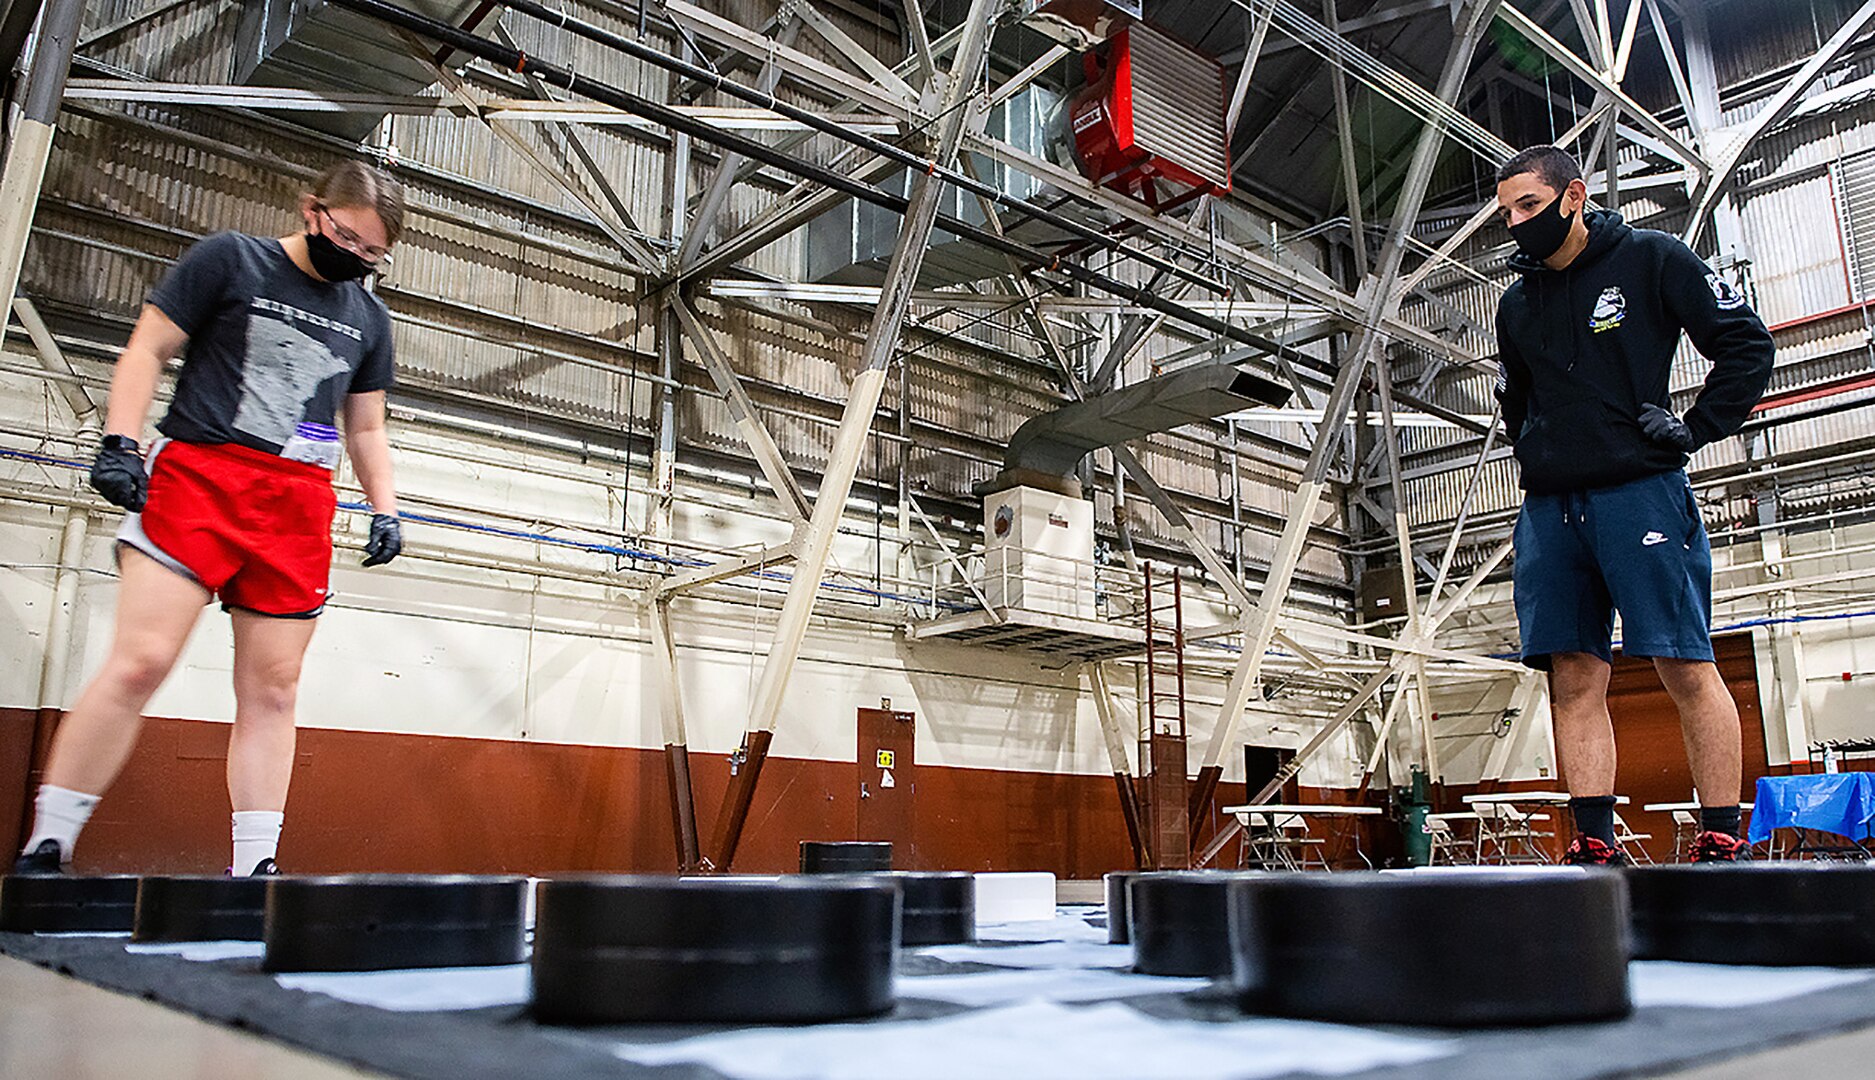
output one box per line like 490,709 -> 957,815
0,445 -> 968,611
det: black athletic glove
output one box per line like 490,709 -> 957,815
362,512 -> 403,567
89,435 -> 148,511
1639,404 -> 1698,452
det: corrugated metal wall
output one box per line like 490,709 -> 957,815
26,0 -> 1343,605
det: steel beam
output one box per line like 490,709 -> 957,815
1226,0 -> 1447,62
649,598 -> 701,869
1091,663 -> 1150,868
793,0 -> 917,101
1198,0 -> 1503,781
668,295 -> 813,522
338,1 -> 1289,369
907,493 -> 997,618
1196,537 -> 1515,865
413,37 -> 665,275
11,296 -> 93,421
1644,0 -> 1701,143
0,0 -> 81,313
901,0 -> 937,85
678,14 -> 803,272
1497,3 -> 1706,178
967,135 -> 1479,367
656,542 -> 796,598
1323,0 -> 1369,280
1682,0 -> 1875,249
706,0 -> 999,872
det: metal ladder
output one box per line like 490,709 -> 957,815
1141,563 -> 1191,869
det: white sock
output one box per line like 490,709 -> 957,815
232,811 -> 285,875
23,785 -> 101,863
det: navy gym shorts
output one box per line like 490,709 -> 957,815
1512,469 -> 1715,670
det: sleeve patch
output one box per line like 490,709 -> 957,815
1706,272 -> 1747,310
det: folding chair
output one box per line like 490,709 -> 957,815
1480,804 -> 1555,864
1271,813 -> 1330,871
1426,816 -> 1477,866
1614,811 -> 1655,864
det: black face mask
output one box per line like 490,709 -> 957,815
1509,190 -> 1579,262
305,229 -> 375,282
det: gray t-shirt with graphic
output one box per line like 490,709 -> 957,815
151,232 -> 395,468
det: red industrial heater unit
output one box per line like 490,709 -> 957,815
1069,24 -> 1232,210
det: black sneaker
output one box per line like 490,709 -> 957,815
1689,831 -> 1751,863
1562,836 -> 1631,867
11,839 -> 65,875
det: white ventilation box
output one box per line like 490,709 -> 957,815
979,486 -> 1095,619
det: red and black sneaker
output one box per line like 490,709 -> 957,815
1689,831 -> 1751,863
1562,836 -> 1631,867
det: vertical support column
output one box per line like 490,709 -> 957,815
651,57 -> 694,868
0,0 -> 81,309
1679,1 -> 1746,263
649,598 -> 700,869
1090,663 -> 1149,868
648,103 -> 692,543
1779,626 -> 1811,773
706,1 -> 998,871
648,304 -> 680,543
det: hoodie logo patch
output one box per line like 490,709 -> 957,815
1706,272 -> 1747,310
1589,286 -> 1627,333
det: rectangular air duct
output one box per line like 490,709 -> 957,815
233,0 -> 486,140
806,84 -> 1076,289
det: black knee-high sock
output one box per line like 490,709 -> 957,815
1699,805 -> 1741,838
1570,796 -> 1617,845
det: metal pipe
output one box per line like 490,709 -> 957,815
324,0 -> 1305,365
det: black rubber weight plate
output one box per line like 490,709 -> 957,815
0,874 -> 140,932
1105,871 -> 1138,944
262,875 -> 528,973
1630,863 -> 1875,965
1233,870 -> 1631,1026
531,876 -> 899,1024
799,841 -> 893,873
837,871 -> 975,946
134,876 -> 268,942
1129,871 -> 1259,977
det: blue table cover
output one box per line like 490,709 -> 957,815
1749,773 -> 1875,842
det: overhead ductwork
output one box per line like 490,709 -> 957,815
806,84 -> 1086,289
233,0 -> 487,140
980,362 -> 1292,496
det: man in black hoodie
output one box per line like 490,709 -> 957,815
1494,146 -> 1774,865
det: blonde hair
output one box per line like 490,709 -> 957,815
310,161 -> 405,247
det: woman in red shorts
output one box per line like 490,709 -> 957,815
15,161 -> 406,876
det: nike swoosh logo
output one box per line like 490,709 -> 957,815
1642,532 -> 1669,546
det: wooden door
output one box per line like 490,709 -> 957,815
857,708 -> 916,868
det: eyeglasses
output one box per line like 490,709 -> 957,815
318,206 -> 389,263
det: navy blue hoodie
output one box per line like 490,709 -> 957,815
1495,209 -> 1775,494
